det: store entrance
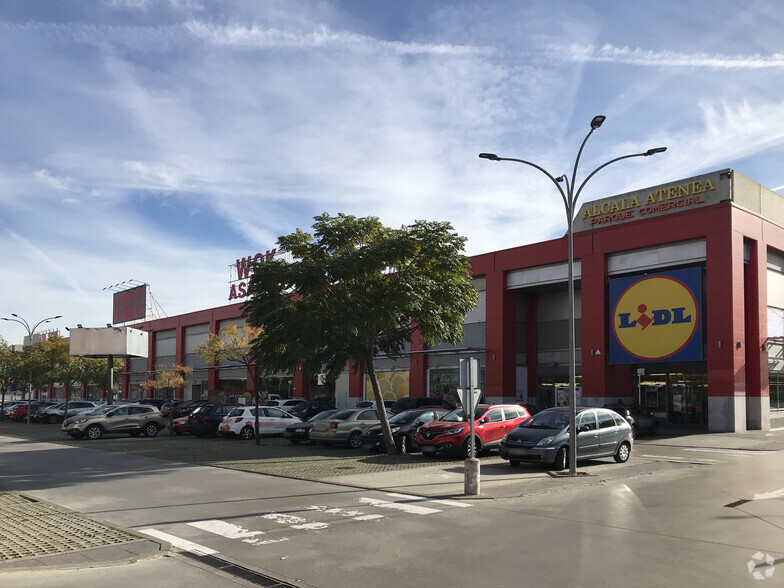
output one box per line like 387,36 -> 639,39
637,371 -> 707,425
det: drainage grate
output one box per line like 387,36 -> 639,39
724,499 -> 751,508
180,551 -> 303,587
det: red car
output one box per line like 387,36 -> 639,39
9,402 -> 52,422
172,416 -> 189,435
415,404 -> 531,458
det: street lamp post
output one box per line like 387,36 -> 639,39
1,313 -> 62,424
479,115 -> 666,476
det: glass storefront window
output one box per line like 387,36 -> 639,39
428,366 -> 486,407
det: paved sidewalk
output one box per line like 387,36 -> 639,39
0,490 -> 167,572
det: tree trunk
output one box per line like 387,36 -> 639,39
0,389 -> 6,422
364,355 -> 398,455
63,386 -> 70,422
168,388 -> 175,436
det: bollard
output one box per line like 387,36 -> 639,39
464,457 -> 480,495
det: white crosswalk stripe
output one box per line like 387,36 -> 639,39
140,492 -> 465,556
639,454 -> 719,464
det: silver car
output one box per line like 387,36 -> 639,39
500,407 -> 633,470
62,404 -> 165,440
309,408 -> 390,448
37,401 -> 103,424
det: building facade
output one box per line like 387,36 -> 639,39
119,169 -> 784,433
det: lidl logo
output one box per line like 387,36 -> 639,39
609,268 -> 702,364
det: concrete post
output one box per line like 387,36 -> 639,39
464,457 -> 480,495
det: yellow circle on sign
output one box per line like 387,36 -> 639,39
612,276 -> 699,360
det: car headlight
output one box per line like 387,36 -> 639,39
75,418 -> 88,424
443,427 -> 466,435
536,436 -> 555,447
390,427 -> 400,433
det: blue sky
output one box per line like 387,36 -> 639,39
3,0 -> 784,343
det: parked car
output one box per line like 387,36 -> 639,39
499,406 -> 634,469
139,398 -> 166,409
415,404 -> 532,458
283,409 -> 340,443
287,400 -> 336,421
361,408 -> 452,453
9,401 -> 57,422
265,398 -> 308,412
603,403 -> 658,437
355,400 -> 395,410
187,403 -> 235,436
173,400 -> 209,419
517,403 -> 540,417
390,396 -> 455,414
36,401 -> 102,424
171,415 -> 189,435
309,408 -> 391,448
219,406 -> 303,440
61,404 -> 166,440
1,400 -> 27,416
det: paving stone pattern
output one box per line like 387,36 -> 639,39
0,491 -> 140,562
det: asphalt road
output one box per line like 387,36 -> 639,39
1,421 -> 784,586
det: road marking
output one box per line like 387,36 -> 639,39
358,497 -> 441,515
639,454 -> 719,464
262,512 -> 329,530
753,488 -> 784,500
683,448 -> 763,456
384,492 -> 472,508
306,505 -> 384,521
185,519 -> 287,545
139,528 -> 218,555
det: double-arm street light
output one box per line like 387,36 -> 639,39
1,313 -> 63,423
479,115 -> 666,476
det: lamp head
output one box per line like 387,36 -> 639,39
478,153 -> 500,161
645,147 -> 667,156
77,324 -> 83,328
590,115 -> 606,130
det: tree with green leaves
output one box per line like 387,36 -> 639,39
0,339 -> 23,421
243,213 -> 479,455
143,363 -> 193,435
197,323 -> 264,444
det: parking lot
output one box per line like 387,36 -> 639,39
0,419 -> 501,482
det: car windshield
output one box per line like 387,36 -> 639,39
190,406 -> 209,415
330,410 -> 356,420
388,410 -> 422,425
227,408 -> 244,417
440,407 -> 485,422
520,410 -> 570,429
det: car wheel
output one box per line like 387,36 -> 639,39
461,437 -> 481,459
553,447 -> 567,471
348,431 -> 362,449
239,426 -> 254,441
614,441 -> 631,463
143,422 -> 160,437
48,414 -> 58,424
85,424 -> 103,440
509,460 -> 520,467
398,435 -> 409,454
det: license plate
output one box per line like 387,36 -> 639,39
220,425 -> 230,431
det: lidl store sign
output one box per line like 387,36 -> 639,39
609,268 -> 702,364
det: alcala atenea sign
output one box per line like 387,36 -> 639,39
573,170 -> 731,232
228,250 -> 277,301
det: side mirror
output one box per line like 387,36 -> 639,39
578,424 -> 590,433
480,416 -> 491,424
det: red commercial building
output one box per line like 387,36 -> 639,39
124,169 -> 784,432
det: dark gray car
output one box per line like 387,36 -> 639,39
500,406 -> 633,470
